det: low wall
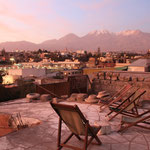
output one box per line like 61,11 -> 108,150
36,75 -> 89,97
0,83 -> 36,102
36,82 -> 70,97
92,71 -> 150,100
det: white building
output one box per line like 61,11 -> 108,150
52,60 -> 81,69
76,50 -> 86,54
128,59 -> 150,72
8,68 -> 46,77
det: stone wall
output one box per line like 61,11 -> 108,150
0,83 -> 36,102
92,71 -> 150,100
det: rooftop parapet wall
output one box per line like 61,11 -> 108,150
92,71 -> 150,100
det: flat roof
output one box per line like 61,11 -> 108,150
129,59 -> 150,67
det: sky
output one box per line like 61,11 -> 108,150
0,0 -> 150,43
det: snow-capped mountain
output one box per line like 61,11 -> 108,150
0,30 -> 150,52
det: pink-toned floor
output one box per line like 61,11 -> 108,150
0,98 -> 149,150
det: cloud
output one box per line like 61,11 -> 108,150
0,21 -> 17,32
0,1 -> 42,29
79,0 -> 113,11
0,0 -> 74,43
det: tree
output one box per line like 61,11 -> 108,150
1,48 -> 6,56
97,47 -> 101,57
37,49 -> 42,54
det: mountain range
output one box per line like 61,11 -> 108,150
0,30 -> 150,52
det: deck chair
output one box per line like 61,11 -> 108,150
50,102 -> 102,150
119,110 -> 150,132
107,87 -> 139,109
106,89 -> 146,121
99,83 -> 132,111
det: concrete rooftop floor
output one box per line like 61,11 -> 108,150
0,98 -> 150,150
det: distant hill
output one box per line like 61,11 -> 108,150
0,41 -> 38,51
0,30 -> 150,52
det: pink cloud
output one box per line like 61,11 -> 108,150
0,22 -> 17,32
79,0 -> 114,11
0,0 -> 71,31
0,0 -> 73,43
0,1 -> 44,29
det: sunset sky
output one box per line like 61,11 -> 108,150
0,0 -> 150,43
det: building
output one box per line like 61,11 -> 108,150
52,60 -> 81,69
128,59 -> 150,72
87,57 -> 96,67
8,68 -> 46,77
62,69 -> 82,77
2,68 -> 46,84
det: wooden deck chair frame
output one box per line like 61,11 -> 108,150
107,90 -> 146,121
106,87 -> 140,115
119,110 -> 150,132
50,102 -> 102,150
99,83 -> 132,111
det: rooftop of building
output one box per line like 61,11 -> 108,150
129,58 -> 150,67
0,98 -> 150,150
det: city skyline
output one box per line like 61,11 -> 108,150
0,0 -> 150,43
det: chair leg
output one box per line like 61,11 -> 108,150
84,123 -> 88,150
87,126 -> 102,147
106,110 -> 114,116
118,121 -> 126,132
94,135 -> 102,145
88,127 -> 102,146
74,134 -> 82,140
57,117 -> 62,149
87,135 -> 101,146
63,133 -> 74,145
58,133 -> 74,150
87,136 -> 94,147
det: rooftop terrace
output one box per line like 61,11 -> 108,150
0,98 -> 150,150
